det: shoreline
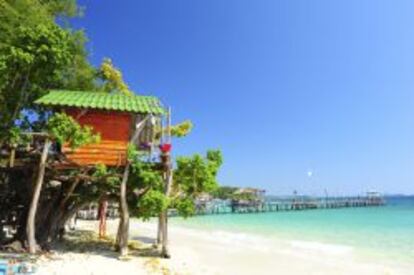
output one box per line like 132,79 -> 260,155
35,218 -> 413,275
141,219 -> 413,275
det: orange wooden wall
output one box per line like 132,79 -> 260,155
63,109 -> 132,166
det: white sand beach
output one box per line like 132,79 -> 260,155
35,219 -> 413,275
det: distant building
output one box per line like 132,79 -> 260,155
366,191 -> 385,205
234,188 -> 266,200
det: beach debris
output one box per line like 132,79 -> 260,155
0,254 -> 37,274
144,258 -> 172,275
118,255 -> 132,261
2,240 -> 24,253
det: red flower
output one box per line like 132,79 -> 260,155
159,143 -> 172,153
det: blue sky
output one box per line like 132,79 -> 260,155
73,0 -> 414,195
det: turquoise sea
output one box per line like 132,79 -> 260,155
171,196 -> 414,265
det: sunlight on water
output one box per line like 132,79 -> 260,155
171,196 -> 414,264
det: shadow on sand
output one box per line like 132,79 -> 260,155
55,230 -> 162,259
132,236 -> 157,245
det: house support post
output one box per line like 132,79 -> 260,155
116,114 -> 150,256
160,151 -> 172,258
117,163 -> 130,256
157,215 -> 163,245
26,138 -> 51,254
161,107 -> 172,258
9,144 -> 16,168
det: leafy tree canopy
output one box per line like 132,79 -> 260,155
0,0 -> 95,142
171,150 -> 223,217
120,146 -> 224,220
174,150 -> 222,196
47,112 -> 100,149
97,58 -> 133,96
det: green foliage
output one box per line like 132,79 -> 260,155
156,120 -> 193,140
3,127 -> 30,146
212,186 -> 261,201
173,197 -> 195,218
47,113 -> 100,149
1,23 -> 78,124
136,190 -> 168,221
230,192 -> 257,201
7,127 -> 21,145
89,164 -> 120,197
130,161 -> 163,190
206,150 -> 223,167
174,155 -> 216,196
206,150 -> 223,177
126,148 -> 223,220
171,149 -> 223,217
170,120 -> 193,138
174,149 -> 223,197
127,150 -> 167,219
97,58 -> 133,96
0,0 -> 96,139
0,0 -> 52,38
39,0 -> 81,17
212,186 -> 238,200
92,163 -> 108,178
126,143 -> 141,163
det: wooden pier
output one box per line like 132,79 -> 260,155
184,195 -> 386,216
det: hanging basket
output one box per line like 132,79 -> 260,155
139,142 -> 151,150
159,143 -> 172,153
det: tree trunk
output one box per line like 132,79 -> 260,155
26,138 -> 51,254
160,107 -> 173,258
160,212 -> 169,258
98,196 -> 108,239
42,179 -> 81,243
9,145 -> 16,168
39,200 -> 89,244
117,163 -> 130,256
156,215 -> 163,246
161,164 -> 173,258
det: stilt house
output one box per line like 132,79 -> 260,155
35,90 -> 165,166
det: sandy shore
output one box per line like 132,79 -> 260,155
35,219 -> 412,275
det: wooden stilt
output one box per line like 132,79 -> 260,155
161,107 -> 172,258
27,138 -> 51,254
9,145 -> 16,168
117,163 -> 130,256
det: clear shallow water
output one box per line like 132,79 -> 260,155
171,196 -> 414,264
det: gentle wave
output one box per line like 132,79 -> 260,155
167,223 -> 356,256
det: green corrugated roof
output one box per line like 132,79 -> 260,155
35,90 -> 165,115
